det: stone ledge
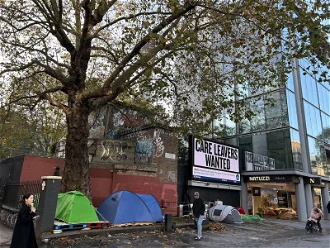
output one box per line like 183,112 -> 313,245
42,223 -> 165,240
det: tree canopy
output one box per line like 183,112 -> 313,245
0,0 -> 329,197
0,103 -> 67,160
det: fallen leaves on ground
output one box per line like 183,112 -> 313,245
209,222 -> 228,232
175,228 -> 185,233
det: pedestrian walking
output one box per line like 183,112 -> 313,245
327,201 -> 330,214
10,193 -> 39,248
192,192 -> 205,241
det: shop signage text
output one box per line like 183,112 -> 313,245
246,175 -> 296,182
245,151 -> 275,171
304,177 -> 321,185
248,176 -> 271,182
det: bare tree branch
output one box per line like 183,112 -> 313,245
90,0 -> 117,25
102,3 -> 197,90
1,60 -> 69,85
32,0 -> 76,54
91,46 -> 119,64
92,11 -> 172,38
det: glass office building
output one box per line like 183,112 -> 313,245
217,59 -> 330,221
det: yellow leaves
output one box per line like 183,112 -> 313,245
142,21 -> 150,29
243,8 -> 251,15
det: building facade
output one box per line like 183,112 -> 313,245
218,59 -> 330,221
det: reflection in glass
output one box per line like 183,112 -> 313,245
286,90 -> 298,129
250,99 -> 266,132
239,135 -> 252,154
286,72 -> 294,92
300,71 -> 319,106
304,101 -> 322,138
239,119 -> 250,134
299,59 -> 311,69
321,112 -> 330,144
238,129 -> 303,171
290,129 -> 302,171
317,83 -> 330,115
239,90 -> 289,134
265,90 -> 289,129
267,129 -> 293,170
308,136 -> 329,177
213,108 -> 237,136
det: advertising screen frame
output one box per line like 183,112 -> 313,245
189,135 -> 241,185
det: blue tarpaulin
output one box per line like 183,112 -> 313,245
97,190 -> 163,224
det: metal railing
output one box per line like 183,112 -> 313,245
0,177 -> 7,202
2,180 -> 42,211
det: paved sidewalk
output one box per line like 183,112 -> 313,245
0,223 -> 12,246
264,218 -> 330,231
1,218 -> 330,247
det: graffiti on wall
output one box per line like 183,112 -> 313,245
134,129 -> 165,164
135,140 -> 154,164
88,139 -> 135,163
105,110 -> 149,139
167,171 -> 176,182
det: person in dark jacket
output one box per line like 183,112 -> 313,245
192,192 -> 205,240
10,193 -> 38,248
327,201 -> 330,214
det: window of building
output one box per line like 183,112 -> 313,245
239,119 -> 251,134
304,101 -> 322,138
239,135 -> 252,152
252,133 -> 268,156
286,90 -> 298,129
286,72 -> 294,92
222,109 -> 236,136
265,90 -> 289,129
250,98 -> 266,132
239,90 -> 289,134
239,129 -> 297,171
308,136 -> 329,177
213,108 -> 237,136
301,71 -> 319,107
321,112 -> 330,144
267,129 -> 293,170
224,137 -> 238,146
317,83 -> 330,115
290,129 -> 302,171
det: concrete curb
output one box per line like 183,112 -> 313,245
41,222 -> 206,241
41,223 -> 165,240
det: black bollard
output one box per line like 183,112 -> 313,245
164,214 -> 173,232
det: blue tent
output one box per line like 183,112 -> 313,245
97,190 -> 163,224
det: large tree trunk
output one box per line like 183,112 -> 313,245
61,102 -> 91,198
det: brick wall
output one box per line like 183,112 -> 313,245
89,171 -> 177,214
20,155 -> 65,182
90,168 -> 113,206
119,128 -> 178,183
17,126 -> 179,216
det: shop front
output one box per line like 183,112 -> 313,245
245,175 -> 299,220
304,177 -> 327,210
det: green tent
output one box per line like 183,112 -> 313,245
241,214 -> 265,221
55,191 -> 99,223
